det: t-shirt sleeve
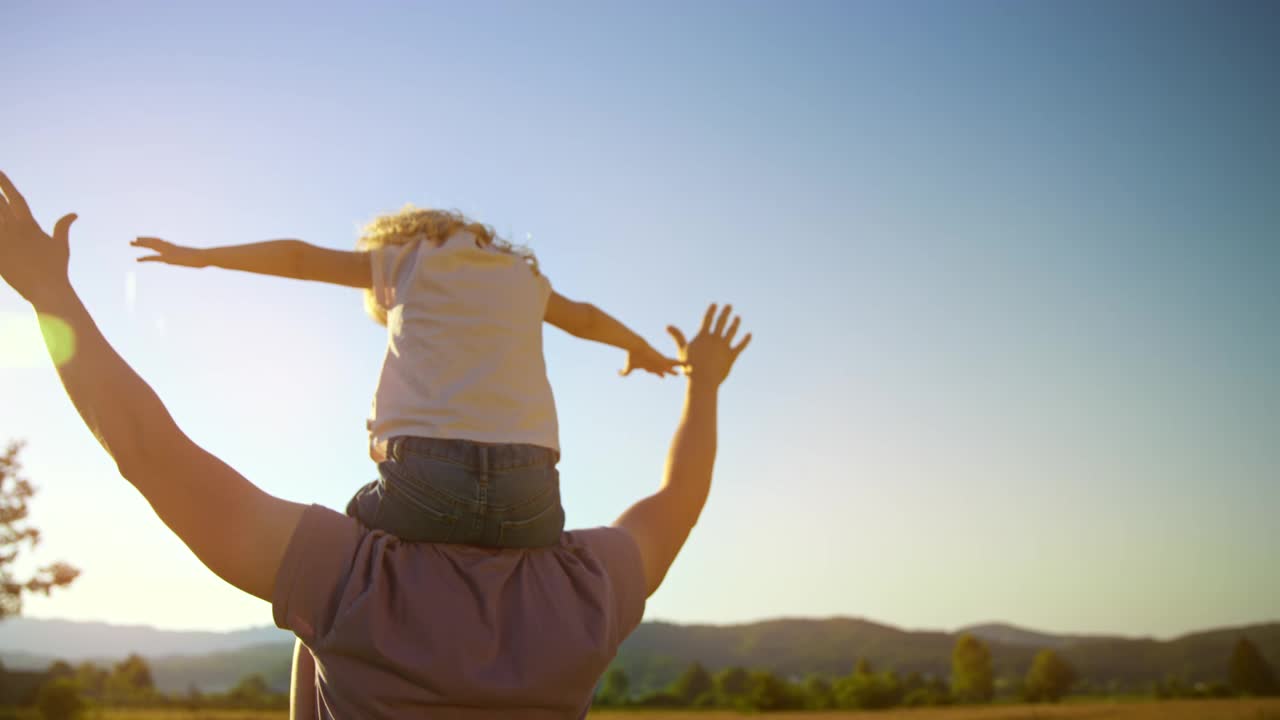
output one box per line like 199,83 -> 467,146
369,244 -> 412,310
536,272 -> 554,316
272,504 -> 366,645
582,527 -> 648,642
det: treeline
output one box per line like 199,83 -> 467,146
596,634 -> 1280,712
3,633 -> 1276,718
0,655 -> 285,720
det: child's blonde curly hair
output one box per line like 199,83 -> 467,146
356,205 -> 540,326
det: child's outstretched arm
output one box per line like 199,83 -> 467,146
545,291 -> 682,377
131,237 -> 371,288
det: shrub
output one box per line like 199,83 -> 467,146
37,678 -> 84,720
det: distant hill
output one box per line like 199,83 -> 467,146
147,643 -> 294,693
0,618 -> 290,661
2,616 -> 1276,694
615,618 -> 1280,693
960,622 -> 1104,649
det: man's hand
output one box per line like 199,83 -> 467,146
131,237 -> 209,268
0,172 -> 77,306
666,303 -> 751,387
620,342 -> 683,378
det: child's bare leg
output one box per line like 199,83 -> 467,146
290,638 -> 317,720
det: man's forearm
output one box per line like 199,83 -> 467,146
34,286 -> 190,474
661,381 -> 719,527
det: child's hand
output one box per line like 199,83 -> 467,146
131,237 -> 209,268
620,343 -> 683,378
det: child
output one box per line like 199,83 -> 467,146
131,206 -> 678,547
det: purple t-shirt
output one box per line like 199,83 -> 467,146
273,505 -> 647,719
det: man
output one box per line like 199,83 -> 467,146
0,172 -> 750,718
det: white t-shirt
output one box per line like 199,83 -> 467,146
366,232 -> 559,453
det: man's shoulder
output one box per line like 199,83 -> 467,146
563,526 -> 639,563
560,526 -> 647,631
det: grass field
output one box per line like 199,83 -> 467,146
45,698 -> 1280,720
592,699 -> 1280,719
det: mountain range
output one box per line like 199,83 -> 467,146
2,617 -> 1276,694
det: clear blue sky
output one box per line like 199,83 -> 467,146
2,1 -> 1277,637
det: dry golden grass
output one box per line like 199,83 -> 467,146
83,710 -> 286,720
590,699 -> 1280,719
73,697 -> 1280,719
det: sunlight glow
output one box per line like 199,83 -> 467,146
0,310 -> 49,369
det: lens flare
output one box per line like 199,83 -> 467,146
39,314 -> 76,366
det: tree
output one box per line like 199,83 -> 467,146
227,674 -> 272,708
106,654 -> 154,704
745,670 -> 796,711
904,676 -> 952,707
597,667 -> 630,706
36,678 -> 84,720
669,661 -> 713,704
714,666 -> 751,700
1024,648 -> 1077,702
112,654 -> 154,691
834,669 -> 903,709
1229,636 -> 1278,696
74,663 -> 108,700
1,442 -> 78,618
802,674 -> 835,709
951,633 -> 994,703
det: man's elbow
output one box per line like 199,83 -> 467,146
113,449 -> 154,487
112,438 -> 186,488
656,487 -> 706,536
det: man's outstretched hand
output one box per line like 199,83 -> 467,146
0,172 -> 77,306
667,303 -> 751,388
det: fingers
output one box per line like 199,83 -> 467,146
52,214 -> 78,243
731,332 -> 753,358
699,304 -> 717,335
654,358 -> 681,378
136,256 -> 165,263
724,315 -> 741,344
713,304 -> 732,335
131,237 -> 167,251
0,171 -> 32,221
666,325 -> 688,349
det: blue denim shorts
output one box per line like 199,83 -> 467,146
346,436 -> 564,548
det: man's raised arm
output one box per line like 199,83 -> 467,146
0,171 -> 304,601
614,304 -> 751,596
